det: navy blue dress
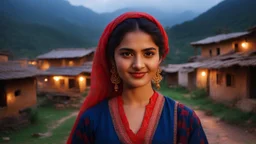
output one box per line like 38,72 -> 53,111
72,93 -> 208,144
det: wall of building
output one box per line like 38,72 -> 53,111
178,71 -> 188,88
245,33 -> 256,50
0,78 -> 37,118
188,71 -> 197,91
196,68 -> 208,89
201,34 -> 256,58
79,53 -> 94,64
37,54 -> 94,70
0,55 -> 8,62
209,67 -> 248,102
201,41 -> 234,57
37,75 -> 89,94
166,73 -> 178,86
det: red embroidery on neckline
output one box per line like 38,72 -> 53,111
117,91 -> 159,144
109,98 -> 132,144
109,92 -> 165,144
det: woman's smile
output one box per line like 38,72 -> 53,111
129,72 -> 147,79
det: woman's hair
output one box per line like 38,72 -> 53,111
106,18 -> 165,61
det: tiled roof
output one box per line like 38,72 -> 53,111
0,62 -> 38,80
162,62 -> 203,73
162,50 -> 256,73
191,32 -> 250,46
40,65 -> 92,76
200,50 -> 256,68
37,48 -> 95,59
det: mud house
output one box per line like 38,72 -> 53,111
190,26 -> 256,112
36,48 -> 95,98
0,51 -> 10,62
0,61 -> 37,119
162,62 -> 203,91
37,63 -> 92,97
36,48 -> 95,70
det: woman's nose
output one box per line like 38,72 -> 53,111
132,56 -> 145,70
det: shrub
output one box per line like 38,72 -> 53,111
29,108 -> 38,124
22,107 -> 38,124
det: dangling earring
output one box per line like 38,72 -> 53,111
152,68 -> 163,90
110,64 -> 121,92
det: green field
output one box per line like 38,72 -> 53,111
0,106 -> 77,144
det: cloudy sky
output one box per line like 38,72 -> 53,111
67,0 -> 223,13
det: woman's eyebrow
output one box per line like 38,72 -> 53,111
142,47 -> 157,51
118,47 -> 157,51
118,47 -> 134,51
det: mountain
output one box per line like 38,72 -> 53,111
0,15 -> 90,58
166,0 -> 256,63
1,0 -> 104,28
0,0 -> 198,59
102,7 -> 198,27
0,0 -> 103,58
1,0 -> 255,61
1,0 -> 105,40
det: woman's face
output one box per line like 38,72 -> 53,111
114,30 -> 162,89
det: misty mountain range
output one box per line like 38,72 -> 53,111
1,0 -> 256,63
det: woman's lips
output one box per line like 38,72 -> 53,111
129,72 -> 147,79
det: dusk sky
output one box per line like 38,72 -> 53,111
67,0 -> 223,13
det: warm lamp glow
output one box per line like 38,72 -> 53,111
79,76 -> 84,81
44,78 -> 48,82
69,61 -> 74,66
201,71 -> 206,77
31,61 -> 36,65
7,94 -> 13,102
241,42 -> 248,49
53,76 -> 60,81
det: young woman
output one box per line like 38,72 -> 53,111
67,12 -> 208,144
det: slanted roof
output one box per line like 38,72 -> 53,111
199,50 -> 256,69
163,50 -> 256,72
40,65 -> 92,76
0,61 -> 39,80
191,32 -> 250,46
162,62 -> 203,73
37,48 -> 95,59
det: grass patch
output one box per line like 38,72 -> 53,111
160,88 -> 256,127
0,106 -> 76,144
40,116 -> 76,144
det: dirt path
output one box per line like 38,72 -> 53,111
195,110 -> 256,144
42,111 -> 78,138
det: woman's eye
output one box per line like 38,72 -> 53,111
121,52 -> 133,57
144,52 -> 155,57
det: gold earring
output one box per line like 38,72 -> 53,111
152,68 -> 163,90
110,65 -> 121,92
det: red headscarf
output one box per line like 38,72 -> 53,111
67,12 -> 169,144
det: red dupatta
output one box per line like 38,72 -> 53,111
67,12 -> 170,144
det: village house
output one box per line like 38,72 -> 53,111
190,26 -> 256,112
0,51 -> 10,62
36,48 -> 95,98
36,48 -> 94,70
0,61 -> 37,120
162,62 -> 203,91
163,26 -> 256,112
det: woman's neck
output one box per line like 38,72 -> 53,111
121,82 -> 154,107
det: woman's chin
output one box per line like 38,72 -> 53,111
124,80 -> 151,89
